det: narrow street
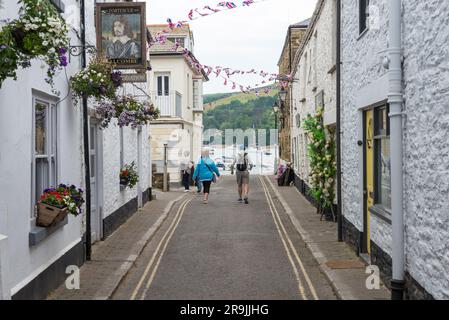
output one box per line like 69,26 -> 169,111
112,176 -> 336,300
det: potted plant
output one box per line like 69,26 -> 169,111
120,162 -> 139,189
37,184 -> 84,227
0,0 -> 70,88
70,56 -> 122,102
96,95 -> 160,129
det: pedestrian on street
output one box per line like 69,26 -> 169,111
193,159 -> 203,194
181,160 -> 193,192
231,146 -> 253,204
192,149 -> 221,204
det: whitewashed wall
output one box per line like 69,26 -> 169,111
0,0 -> 84,297
401,0 -> 449,300
291,0 -> 337,184
341,0 -> 389,233
341,0 -> 449,299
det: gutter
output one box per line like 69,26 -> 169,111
336,0 -> 343,242
388,0 -> 405,300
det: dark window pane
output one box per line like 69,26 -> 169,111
359,0 -> 368,34
35,103 -> 47,155
164,76 -> 169,96
157,76 -> 162,96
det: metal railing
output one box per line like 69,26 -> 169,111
149,91 -> 183,118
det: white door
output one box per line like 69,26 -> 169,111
89,123 -> 102,243
155,73 -> 171,116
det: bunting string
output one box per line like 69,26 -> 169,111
149,0 -> 293,95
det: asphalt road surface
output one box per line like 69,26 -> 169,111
112,175 -> 337,300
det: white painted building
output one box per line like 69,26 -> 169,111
290,0 -> 337,209
340,0 -> 449,299
0,0 -> 153,299
147,24 -> 208,184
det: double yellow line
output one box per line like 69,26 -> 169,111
259,176 -> 319,300
130,196 -> 193,300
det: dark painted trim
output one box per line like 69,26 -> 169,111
341,215 -> 362,255
142,187 -> 152,205
102,197 -> 138,240
370,241 -> 392,290
12,239 -> 85,300
405,272 -> 435,300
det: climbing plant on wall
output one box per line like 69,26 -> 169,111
303,108 -> 337,216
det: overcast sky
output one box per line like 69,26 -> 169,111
146,0 -> 317,94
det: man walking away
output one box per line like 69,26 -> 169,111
232,146 -> 253,204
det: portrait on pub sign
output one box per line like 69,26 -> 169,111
96,2 -> 146,69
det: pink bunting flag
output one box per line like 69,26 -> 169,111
167,18 -> 175,30
243,0 -> 255,6
224,78 -> 228,86
204,5 -> 221,13
232,82 -> 236,90
195,8 -> 210,17
188,9 -> 194,20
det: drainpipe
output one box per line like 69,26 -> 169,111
80,0 -> 92,261
336,0 -> 343,242
388,0 -> 405,300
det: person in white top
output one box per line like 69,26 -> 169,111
231,146 -> 253,204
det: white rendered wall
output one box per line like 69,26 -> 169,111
0,0 -> 84,297
291,0 -> 337,185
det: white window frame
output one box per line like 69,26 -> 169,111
31,94 -> 59,219
193,79 -> 200,109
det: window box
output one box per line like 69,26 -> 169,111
36,203 -> 68,228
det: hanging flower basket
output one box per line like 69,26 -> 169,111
120,162 -> 139,189
0,0 -> 70,88
37,184 -> 85,227
96,95 -> 160,129
70,56 -> 122,102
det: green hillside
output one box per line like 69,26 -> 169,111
203,85 -> 279,111
203,91 -> 278,145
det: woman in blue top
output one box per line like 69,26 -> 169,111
192,149 -> 221,204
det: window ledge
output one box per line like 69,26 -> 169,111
369,205 -> 392,225
29,215 -> 68,247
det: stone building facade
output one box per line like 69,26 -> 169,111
277,20 -> 309,162
290,0 -> 337,211
340,0 -> 449,299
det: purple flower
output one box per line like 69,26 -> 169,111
57,47 -> 67,55
59,55 -> 68,67
0,44 -> 7,51
111,71 -> 123,88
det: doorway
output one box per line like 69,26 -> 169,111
363,109 -> 374,254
